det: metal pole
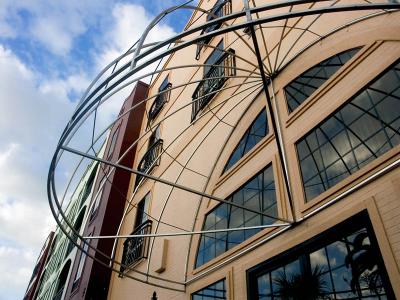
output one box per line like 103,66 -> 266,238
61,145 -> 291,222
243,0 -> 296,222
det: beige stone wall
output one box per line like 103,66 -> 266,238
107,1 -> 400,299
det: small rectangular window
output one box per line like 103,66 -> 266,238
89,174 -> 107,220
120,194 -> 152,273
196,0 -> 231,59
148,125 -> 161,148
107,125 -> 120,160
134,193 -> 150,229
192,40 -> 236,121
148,76 -> 171,123
135,125 -> 163,188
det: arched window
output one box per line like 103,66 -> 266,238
196,164 -> 277,268
66,207 -> 86,257
223,109 -> 268,173
247,212 -> 395,299
296,60 -> 400,201
53,260 -> 71,300
284,48 -> 360,113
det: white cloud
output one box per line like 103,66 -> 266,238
0,45 -> 74,199
40,72 -> 91,102
91,3 -> 177,138
0,44 -> 75,298
30,16 -> 80,56
0,0 -> 108,55
0,245 -> 37,300
0,0 -> 17,38
96,3 -> 176,72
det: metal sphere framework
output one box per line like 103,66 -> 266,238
47,0 -> 400,291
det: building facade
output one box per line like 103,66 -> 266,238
63,82 -> 148,300
24,232 -> 54,300
35,158 -> 101,300
104,1 -> 400,299
31,81 -> 148,300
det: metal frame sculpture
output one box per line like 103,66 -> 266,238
47,0 -> 400,292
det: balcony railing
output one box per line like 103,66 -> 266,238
135,139 -> 163,188
192,50 -> 235,121
120,220 -> 152,274
148,84 -> 171,123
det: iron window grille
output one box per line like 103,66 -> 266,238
192,44 -> 236,121
134,138 -> 163,188
148,77 -> 172,123
120,219 -> 153,274
196,0 -> 231,60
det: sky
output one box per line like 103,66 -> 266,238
0,1 -> 194,299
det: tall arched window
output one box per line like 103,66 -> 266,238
223,109 -> 268,173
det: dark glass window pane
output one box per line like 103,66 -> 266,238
159,76 -> 170,92
192,39 -> 235,121
257,273 -> 271,299
297,61 -> 400,202
251,219 -> 394,299
224,110 -> 269,173
204,40 -> 224,76
192,279 -> 226,300
285,48 -> 360,112
196,164 -> 277,268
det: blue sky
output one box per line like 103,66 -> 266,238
0,1 -> 193,299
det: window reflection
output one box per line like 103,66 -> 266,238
254,226 -> 393,299
196,165 -> 277,268
297,61 -> 400,201
192,279 -> 226,300
223,109 -> 269,173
